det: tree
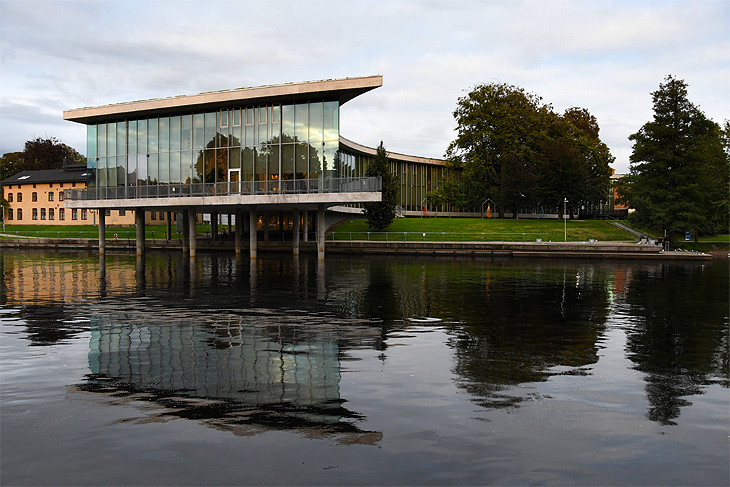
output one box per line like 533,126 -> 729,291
363,141 -> 398,230
21,137 -> 86,170
0,152 -> 24,181
442,83 -> 613,217
624,75 -> 729,239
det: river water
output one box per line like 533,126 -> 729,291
1,250 -> 728,486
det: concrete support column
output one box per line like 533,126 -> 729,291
98,210 -> 106,256
235,211 -> 243,256
135,209 -> 145,257
292,208 -> 300,256
182,209 -> 190,254
228,214 -> 233,234
211,211 -> 218,240
166,211 -> 172,241
302,210 -> 309,242
249,206 -> 257,259
263,211 -> 269,242
317,204 -> 325,261
188,208 -> 197,258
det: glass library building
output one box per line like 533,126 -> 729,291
63,75 -> 450,259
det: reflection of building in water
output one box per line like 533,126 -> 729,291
83,315 -> 380,442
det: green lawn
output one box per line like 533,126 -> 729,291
331,218 -> 636,242
0,224 -> 213,240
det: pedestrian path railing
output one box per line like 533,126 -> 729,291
329,231 -> 552,243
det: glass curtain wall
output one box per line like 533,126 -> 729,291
87,100 -> 339,194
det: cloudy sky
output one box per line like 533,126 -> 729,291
1,0 -> 728,173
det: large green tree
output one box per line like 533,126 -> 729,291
0,137 -> 86,181
624,75 -> 729,238
434,82 -> 613,217
363,141 -> 399,230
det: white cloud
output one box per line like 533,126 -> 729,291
1,0 -> 728,174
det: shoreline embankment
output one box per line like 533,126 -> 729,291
0,237 -> 718,260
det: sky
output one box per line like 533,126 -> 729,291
1,0 -> 728,174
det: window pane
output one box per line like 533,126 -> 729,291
216,148 -> 228,183
281,144 -> 294,180
242,148 -> 254,181
323,145 -> 337,178
230,147 -> 241,169
127,154 -> 137,186
267,146 -> 279,180
98,124 -> 106,157
295,142 -> 307,178
258,121 -> 268,145
158,117 -> 169,152
294,103 -> 308,143
87,125 -> 97,158
181,151 -> 192,184
137,153 -> 148,185
193,113 -> 204,150
245,122 -> 255,147
323,101 -> 339,142
255,146 -> 266,181
309,143 -> 322,179
181,114 -> 192,150
204,112 -> 216,149
107,123 -> 116,157
170,116 -> 181,151
158,152 -> 169,184
170,151 -> 180,184
116,122 -> 126,155
309,101 -> 323,146
137,119 -> 147,154
194,151 -> 204,183
128,120 -> 137,155
148,118 -> 158,153
281,104 -> 294,141
204,149 -> 215,183
148,153 -> 158,184
246,107 -> 254,125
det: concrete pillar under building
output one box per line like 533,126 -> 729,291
182,209 -> 190,254
166,211 -> 172,241
211,211 -> 218,240
317,204 -> 325,261
235,210 -> 243,256
292,208 -> 300,256
98,210 -> 106,256
263,211 -> 269,242
135,209 -> 145,257
188,208 -> 197,258
249,206 -> 257,259
303,210 -> 309,242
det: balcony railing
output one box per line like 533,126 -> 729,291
63,177 -> 382,201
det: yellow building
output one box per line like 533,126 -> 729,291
1,163 -> 172,226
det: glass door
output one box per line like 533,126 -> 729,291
228,168 -> 240,194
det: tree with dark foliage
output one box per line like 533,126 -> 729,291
363,141 -> 399,230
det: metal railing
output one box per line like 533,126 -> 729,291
330,231 -> 552,243
64,176 -> 382,201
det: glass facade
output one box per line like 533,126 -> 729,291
87,100 -> 340,192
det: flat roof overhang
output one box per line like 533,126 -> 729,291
62,191 -> 381,212
339,136 -> 446,166
64,75 -> 383,125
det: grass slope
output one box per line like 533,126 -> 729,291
331,218 -> 636,242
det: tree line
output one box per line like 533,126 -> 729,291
428,82 -> 614,218
0,137 -> 86,182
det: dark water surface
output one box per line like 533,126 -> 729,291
1,250 -> 728,486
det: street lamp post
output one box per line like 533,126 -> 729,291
563,198 -> 568,242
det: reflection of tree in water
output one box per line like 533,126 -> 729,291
623,263 -> 729,425
446,264 -> 611,408
328,258 -> 611,409
19,305 -> 89,346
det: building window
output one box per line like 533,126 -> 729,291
7,209 -> 12,220
32,208 -> 38,220
59,191 -> 64,201
72,183 -> 76,187
72,209 -> 78,220
49,208 -> 54,220
119,209 -> 126,216
32,192 -> 38,202
17,193 -> 22,202
40,208 -> 46,220
7,193 -> 12,202
48,192 -> 54,202
17,208 -> 22,220
59,208 -> 65,220
105,209 -> 111,216
81,209 -> 87,220
151,212 -> 156,220
159,211 -> 164,220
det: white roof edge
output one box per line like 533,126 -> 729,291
339,136 -> 446,166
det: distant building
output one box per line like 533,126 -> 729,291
0,162 -> 170,226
